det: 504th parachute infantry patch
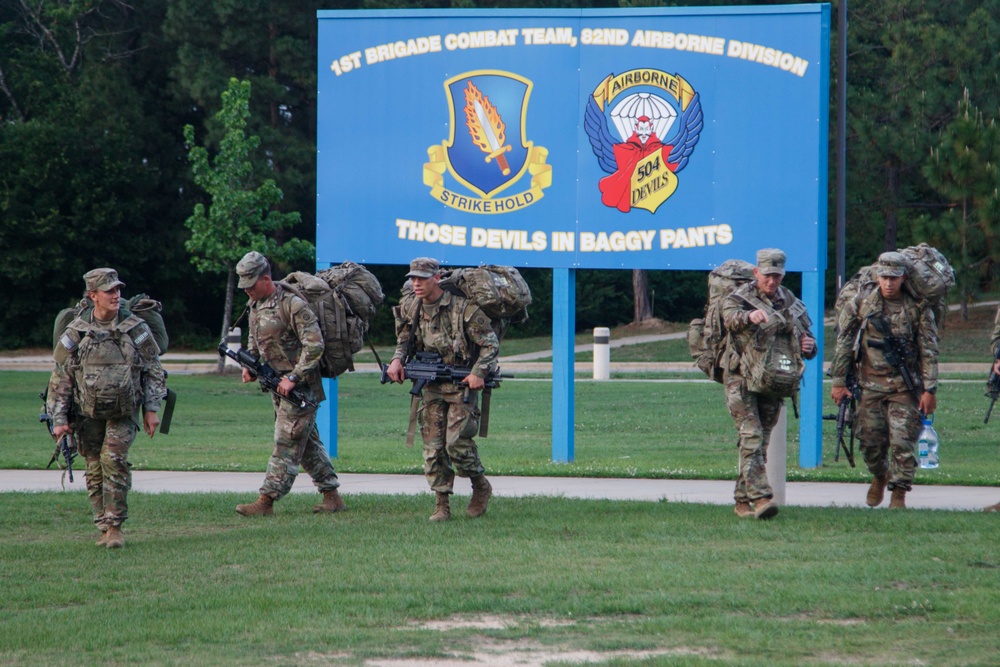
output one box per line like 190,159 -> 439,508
584,68 -> 703,214
424,70 -> 551,214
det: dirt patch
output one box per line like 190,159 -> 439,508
412,614 -> 575,631
372,616 -> 724,666
367,646 -> 716,667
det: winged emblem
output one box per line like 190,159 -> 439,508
585,87 -> 703,213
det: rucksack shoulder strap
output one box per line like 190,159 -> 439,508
54,320 -> 86,363
270,283 -> 298,328
116,314 -> 144,334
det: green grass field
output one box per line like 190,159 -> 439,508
3,312 -> 999,666
2,492 -> 998,666
4,370 -> 1000,485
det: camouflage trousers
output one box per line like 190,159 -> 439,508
725,379 -> 782,503
75,416 -> 137,529
857,389 -> 921,491
418,384 -> 484,493
260,394 -> 339,500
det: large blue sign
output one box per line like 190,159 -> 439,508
317,6 -> 830,272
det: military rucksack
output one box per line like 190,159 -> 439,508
439,265 -> 532,340
899,243 -> 955,327
687,259 -> 756,383
398,264 -> 533,345
280,261 -> 384,378
53,294 -> 168,355
837,243 -> 955,329
735,294 -> 809,399
56,315 -> 160,419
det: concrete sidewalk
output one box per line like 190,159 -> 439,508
1,352 -> 992,376
2,469 -> 997,512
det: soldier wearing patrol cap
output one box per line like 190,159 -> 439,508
720,249 -> 818,520
231,251 -> 345,517
385,257 -> 500,522
47,268 -> 166,548
831,251 -> 939,509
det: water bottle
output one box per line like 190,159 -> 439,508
918,415 -> 939,469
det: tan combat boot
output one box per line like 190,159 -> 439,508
866,473 -> 888,507
984,501 -> 1000,513
95,529 -> 109,546
104,525 -> 125,549
467,475 -> 493,518
889,488 -> 907,509
429,492 -> 451,522
313,489 -> 346,513
236,494 -> 274,517
734,501 -> 754,518
753,497 -> 779,520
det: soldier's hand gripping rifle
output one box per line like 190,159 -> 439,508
218,343 -> 317,409
823,371 -> 858,467
38,390 -> 77,484
380,351 -> 509,437
984,347 -> 1000,424
381,351 -> 507,396
866,316 -> 920,399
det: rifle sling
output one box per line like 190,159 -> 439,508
367,337 -> 384,370
405,394 -> 420,448
479,387 -> 491,438
159,388 -> 177,435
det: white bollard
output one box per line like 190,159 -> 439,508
225,327 -> 242,368
765,404 -> 787,506
593,327 -> 611,380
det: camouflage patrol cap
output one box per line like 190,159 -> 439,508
756,248 -> 786,276
406,257 -> 440,279
83,268 -> 125,292
876,251 -> 908,278
236,251 -> 270,288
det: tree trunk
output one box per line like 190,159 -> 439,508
883,163 -> 899,251
217,267 -> 237,373
961,197 -> 969,321
632,269 -> 652,323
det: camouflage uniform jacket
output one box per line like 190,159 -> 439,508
720,283 -> 816,381
830,285 -> 938,394
49,310 -> 166,427
392,291 -> 499,381
249,284 -> 325,401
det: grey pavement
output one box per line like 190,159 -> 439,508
2,469 -> 997,512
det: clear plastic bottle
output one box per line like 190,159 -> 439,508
918,415 -> 939,469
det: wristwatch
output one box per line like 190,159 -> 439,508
925,386 -> 936,395
286,373 -> 300,384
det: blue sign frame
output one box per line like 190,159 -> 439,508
317,5 -> 829,273
317,5 -> 831,469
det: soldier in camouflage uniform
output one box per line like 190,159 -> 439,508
984,308 -> 1000,512
232,252 -> 345,517
48,268 -> 166,548
722,249 -> 817,520
831,252 -> 938,509
385,257 -> 500,521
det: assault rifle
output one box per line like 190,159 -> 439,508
866,316 -> 920,398
38,390 -> 77,485
985,347 -> 1000,424
218,343 -> 317,409
380,351 -> 507,396
380,351 -> 509,437
822,371 -> 858,467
